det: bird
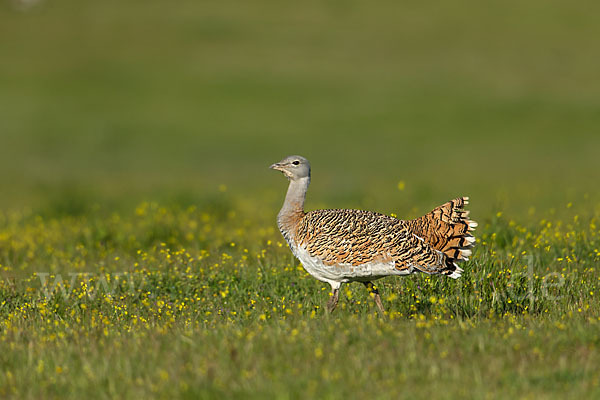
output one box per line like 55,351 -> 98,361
270,155 -> 477,314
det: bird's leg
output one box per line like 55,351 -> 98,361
326,286 -> 340,313
363,281 -> 386,314
326,288 -> 339,313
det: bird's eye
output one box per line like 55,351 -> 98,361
292,160 -> 300,165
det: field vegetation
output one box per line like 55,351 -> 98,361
1,0 -> 599,398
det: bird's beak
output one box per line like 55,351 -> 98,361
270,162 -> 284,171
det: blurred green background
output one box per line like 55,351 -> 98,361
1,0 -> 599,216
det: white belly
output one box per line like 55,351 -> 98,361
291,244 -> 414,287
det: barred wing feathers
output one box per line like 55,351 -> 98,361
294,208 -> 465,277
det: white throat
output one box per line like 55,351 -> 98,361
279,176 -> 310,218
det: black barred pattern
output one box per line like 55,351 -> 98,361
292,206 -> 470,276
405,197 -> 476,276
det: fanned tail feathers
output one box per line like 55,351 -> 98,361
408,196 -> 477,279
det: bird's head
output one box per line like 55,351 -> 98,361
270,155 -> 311,181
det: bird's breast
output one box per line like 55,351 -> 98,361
290,244 -> 410,283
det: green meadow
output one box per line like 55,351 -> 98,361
1,0 -> 599,398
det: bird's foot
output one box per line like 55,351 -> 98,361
326,288 -> 339,313
364,281 -> 386,315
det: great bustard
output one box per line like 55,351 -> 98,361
270,155 -> 477,313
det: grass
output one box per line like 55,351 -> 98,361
1,198 -> 599,398
1,0 -> 600,398
1,0 -> 599,208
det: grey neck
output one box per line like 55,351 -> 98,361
278,176 -> 310,218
